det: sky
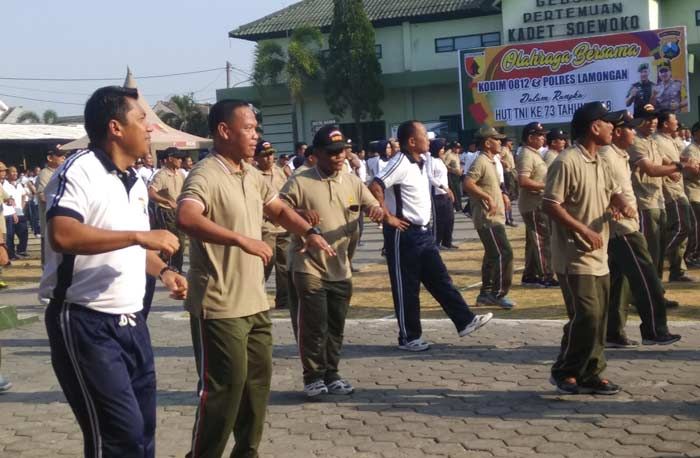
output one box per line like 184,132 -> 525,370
1,0 -> 296,117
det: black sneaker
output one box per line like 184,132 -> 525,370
605,336 -> 639,348
669,274 -> 696,283
521,277 -> 545,288
579,378 -> 621,395
664,299 -> 680,309
550,376 -> 588,395
540,278 -> 560,288
642,333 -> 681,346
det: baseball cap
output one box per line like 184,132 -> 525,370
255,140 -> 276,156
163,147 -> 187,158
612,112 -> 644,129
476,126 -> 506,140
571,102 -> 626,133
546,129 -> 567,143
48,149 -> 66,157
634,103 -> 658,120
522,122 -> 549,139
313,125 -> 346,153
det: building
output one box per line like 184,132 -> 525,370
219,0 -> 700,153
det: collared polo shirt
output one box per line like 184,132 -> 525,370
599,144 -> 639,236
293,163 -> 311,176
443,150 -> 461,176
38,149 -> 150,314
36,166 -> 57,202
466,152 -> 505,229
149,167 -> 184,209
366,156 -> 390,182
179,153 -> 277,319
654,132 -> 688,205
544,144 -> 619,276
500,147 -> 515,171
260,165 -> 288,235
543,150 -> 559,166
374,152 -> 432,226
281,167 -> 378,281
517,145 -> 547,213
427,156 -> 449,196
629,135 -> 665,210
681,142 -> 700,203
2,180 -> 25,217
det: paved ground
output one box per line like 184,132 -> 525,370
2,210 -> 700,457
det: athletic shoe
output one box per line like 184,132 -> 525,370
495,296 -> 516,310
521,277 -> 545,288
579,378 -> 621,395
605,336 -> 639,348
304,379 -> 328,397
326,379 -> 354,395
0,375 -> 12,393
505,221 -> 519,227
669,274 -> 696,283
398,338 -> 431,352
664,299 -> 680,309
459,313 -> 493,337
441,245 -> 459,250
550,376 -> 587,395
642,333 -> 681,346
540,278 -> 560,288
475,293 -> 497,306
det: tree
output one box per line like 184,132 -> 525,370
156,94 -> 209,137
43,110 -> 58,124
253,26 -> 323,140
17,111 -> 40,124
324,0 -> 384,146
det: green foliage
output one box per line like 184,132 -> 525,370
157,94 -> 209,138
17,111 -> 40,124
42,110 -> 59,124
324,0 -> 384,138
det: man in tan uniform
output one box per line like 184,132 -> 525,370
35,150 -> 66,267
600,113 -> 681,347
281,125 -> 383,397
654,110 -> 696,282
517,122 -> 555,287
149,147 -> 187,272
544,128 -> 567,166
444,142 -> 463,211
681,122 -> 700,266
176,100 -> 334,458
463,127 -> 515,309
544,102 -> 635,395
255,140 -> 290,309
500,138 -> 518,227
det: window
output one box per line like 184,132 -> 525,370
320,45 -> 382,60
696,10 -> 700,26
434,32 -> 501,53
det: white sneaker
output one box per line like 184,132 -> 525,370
398,338 -> 431,352
459,313 -> 493,337
304,379 -> 328,397
326,379 -> 354,395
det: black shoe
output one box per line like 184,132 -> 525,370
550,376 -> 588,395
579,378 -> 621,395
521,277 -> 545,288
669,274 -> 696,283
505,220 -> 519,227
664,299 -> 680,309
540,278 -> 560,288
605,336 -> 640,348
642,333 -> 681,346
16,252 -> 30,259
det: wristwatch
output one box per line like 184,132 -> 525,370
305,226 -> 322,237
674,161 -> 683,172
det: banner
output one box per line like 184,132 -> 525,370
459,27 -> 690,129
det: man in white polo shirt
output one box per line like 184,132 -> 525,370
368,120 -> 492,352
41,86 -> 187,458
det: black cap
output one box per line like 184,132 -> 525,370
279,153 -> 289,160
255,140 -> 276,156
521,122 -> 549,142
546,129 -> 567,143
634,103 -> 658,120
612,112 -> 644,129
164,147 -> 187,158
571,102 -> 626,134
690,122 -> 700,134
312,125 -> 346,153
48,149 -> 66,157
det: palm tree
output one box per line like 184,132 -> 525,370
253,26 -> 323,140
17,111 -> 40,123
156,94 -> 209,137
42,110 -> 59,124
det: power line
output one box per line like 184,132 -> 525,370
0,92 -> 84,106
0,67 -> 225,82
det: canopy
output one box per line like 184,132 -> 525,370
60,68 -> 212,152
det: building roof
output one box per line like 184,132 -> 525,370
0,123 -> 85,141
230,0 -> 500,41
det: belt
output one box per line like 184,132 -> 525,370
408,223 -> 431,232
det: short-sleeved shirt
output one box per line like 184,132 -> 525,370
149,167 -> 185,209
654,133 -> 688,205
38,149 -> 150,314
543,144 -> 618,276
260,165 -> 288,235
444,150 -> 462,176
0,187 -> 9,234
466,153 -> 505,229
629,135 -> 665,210
516,146 -> 547,214
500,147 -> 515,171
179,154 -> 277,319
36,166 -> 57,205
293,163 -> 311,176
681,142 -> 700,203
599,144 -> 639,236
281,167 -> 378,281
375,152 -> 432,226
543,150 -> 559,167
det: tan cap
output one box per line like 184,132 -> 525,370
476,126 -> 506,140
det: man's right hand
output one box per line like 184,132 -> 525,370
237,236 -> 273,265
135,230 -> 180,256
297,209 -> 321,226
385,214 -> 410,231
581,227 -> 604,251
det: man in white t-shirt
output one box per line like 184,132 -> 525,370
41,86 -> 187,457
3,166 -> 29,259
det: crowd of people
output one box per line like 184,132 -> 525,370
0,83 -> 698,457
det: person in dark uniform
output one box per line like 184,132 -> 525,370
625,63 -> 654,117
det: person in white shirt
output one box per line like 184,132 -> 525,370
428,138 -> 457,249
460,142 -> 480,217
180,155 -> 193,179
365,140 -> 392,184
2,166 -> 29,259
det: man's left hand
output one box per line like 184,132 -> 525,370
366,206 -> 384,223
161,270 -> 188,300
300,233 -> 336,257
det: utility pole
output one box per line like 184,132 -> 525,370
226,61 -> 232,88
